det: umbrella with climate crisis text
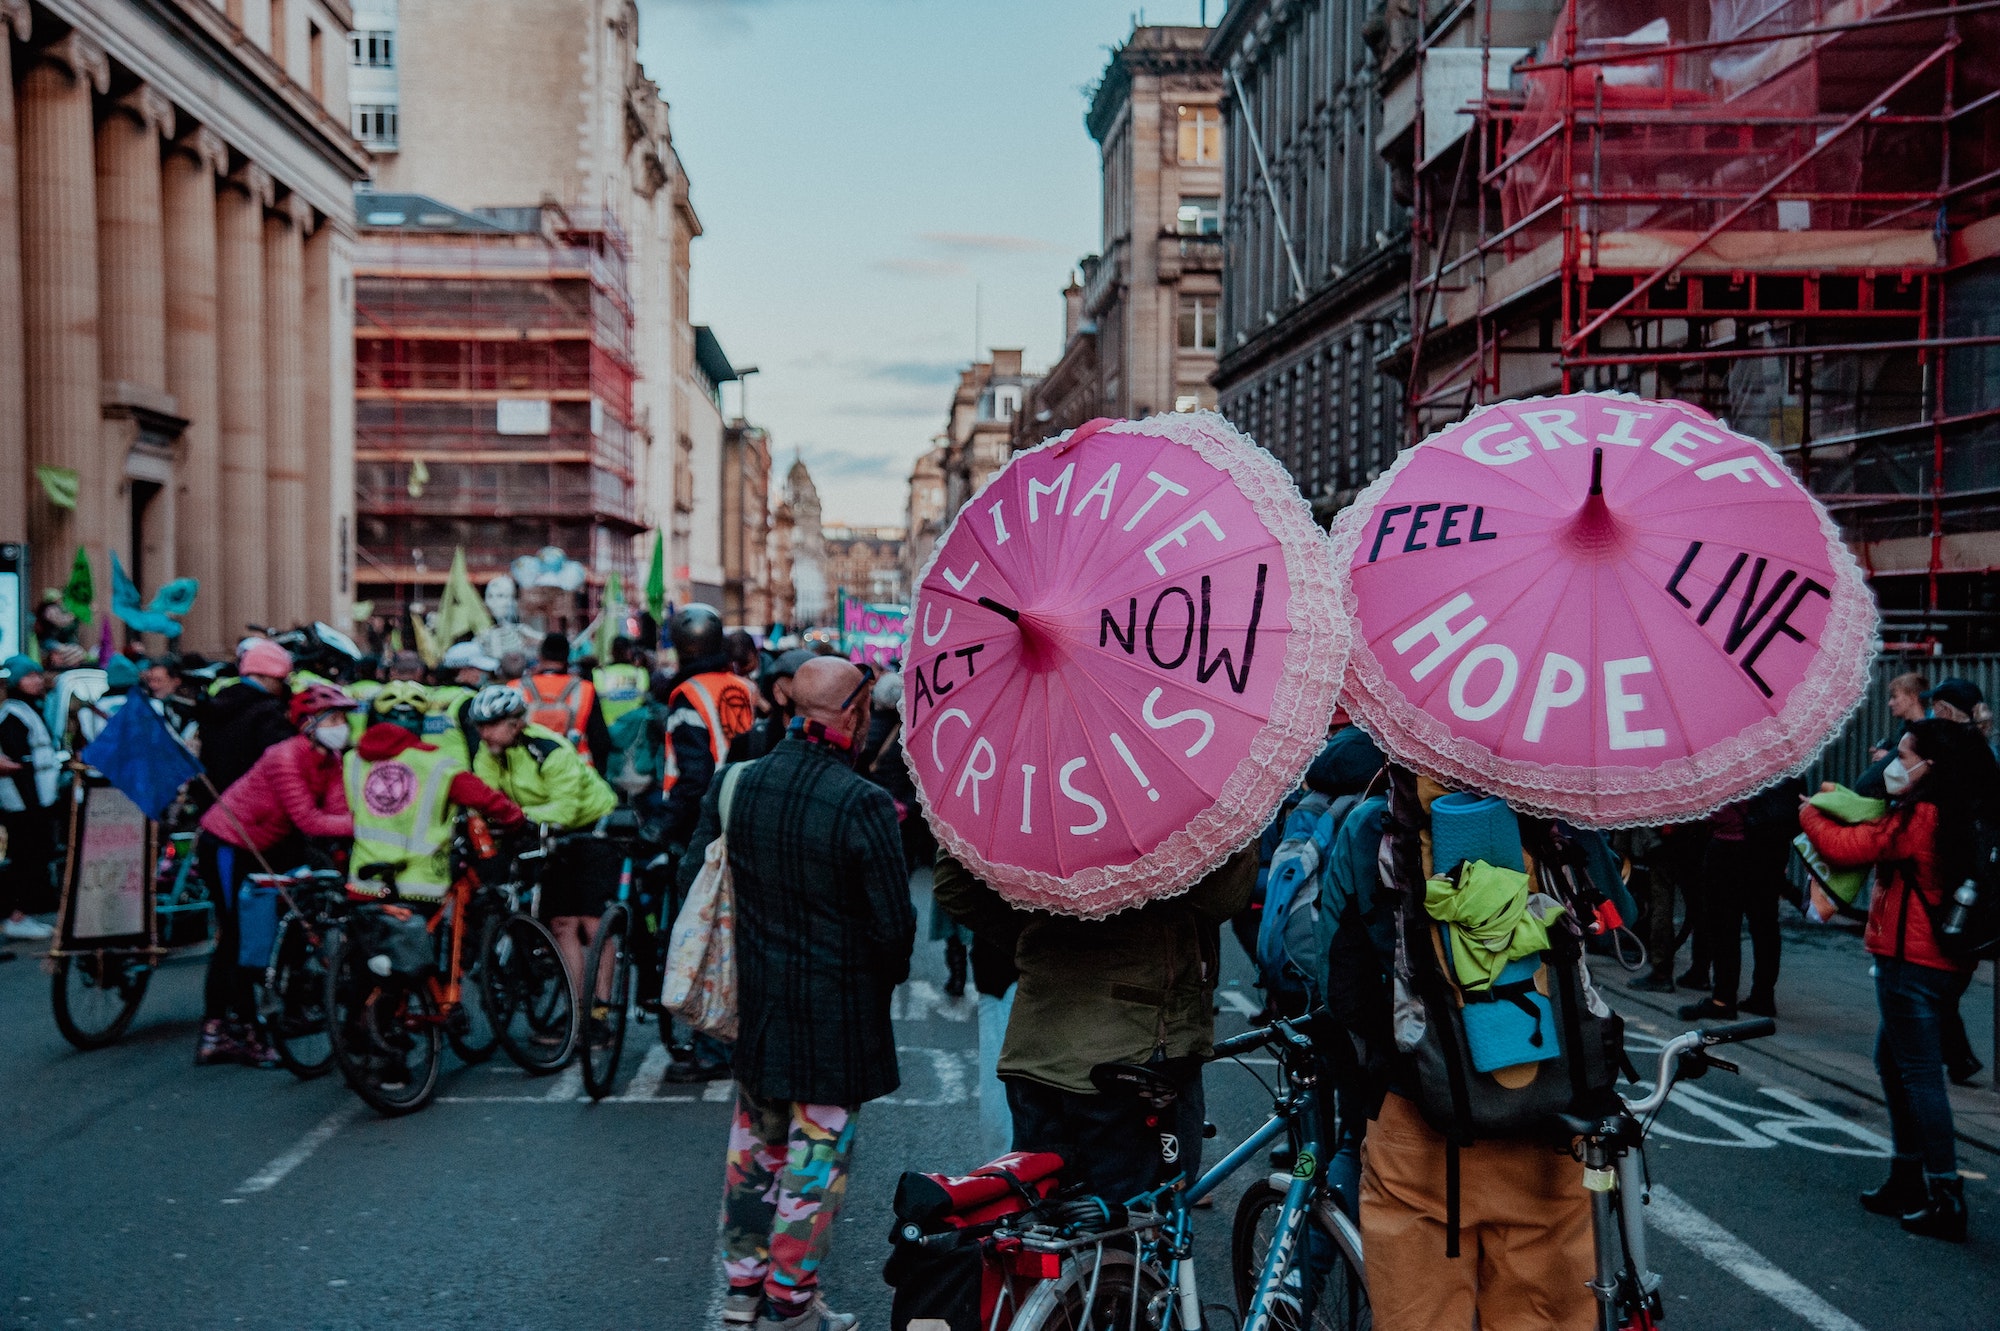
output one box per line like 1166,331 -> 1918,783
900,413 -> 1347,919
1330,392 -> 1877,827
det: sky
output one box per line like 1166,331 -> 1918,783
634,0 -> 1217,527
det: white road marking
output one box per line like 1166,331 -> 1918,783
1648,1185 -> 1869,1331
605,1042 -> 672,1102
232,1106 -> 361,1197
879,1046 -> 975,1107
541,1064 -> 585,1101
1217,989 -> 1261,1018
437,1094 -> 697,1103
703,1079 -> 736,1103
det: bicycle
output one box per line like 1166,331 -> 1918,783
945,1011 -> 1367,1331
480,824 -> 581,1076
579,837 -> 648,1099
324,815 -> 572,1115
1560,1015 -> 1776,1331
256,867 -> 349,1079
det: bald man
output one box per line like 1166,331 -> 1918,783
678,654 -> 915,1331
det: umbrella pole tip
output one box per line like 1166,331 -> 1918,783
1590,446 -> 1604,496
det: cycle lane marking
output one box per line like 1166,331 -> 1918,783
228,1104 -> 362,1198
1647,1185 -> 1869,1331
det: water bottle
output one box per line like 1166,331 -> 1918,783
1941,879 -> 1979,940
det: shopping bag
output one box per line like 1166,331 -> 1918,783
662,764 -> 747,1041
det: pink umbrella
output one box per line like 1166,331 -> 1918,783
1332,393 -> 1877,827
903,413 -> 1347,918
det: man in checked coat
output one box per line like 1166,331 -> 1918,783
677,655 -> 916,1331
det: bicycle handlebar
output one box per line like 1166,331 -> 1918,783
1624,1017 -> 1777,1117
1210,1007 -> 1324,1061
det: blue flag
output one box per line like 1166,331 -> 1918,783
80,692 -> 203,822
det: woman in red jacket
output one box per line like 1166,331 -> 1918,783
193,684 -> 360,1068
1799,717 -> 1992,1242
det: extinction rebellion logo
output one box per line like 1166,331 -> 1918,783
363,762 -> 417,817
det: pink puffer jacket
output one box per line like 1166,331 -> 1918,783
199,733 -> 353,852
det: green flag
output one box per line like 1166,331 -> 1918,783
36,466 -> 79,510
645,531 -> 666,621
62,546 -> 94,630
434,547 -> 493,645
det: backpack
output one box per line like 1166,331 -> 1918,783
1931,809 -> 2000,963
1380,767 -> 1626,1257
606,698 -> 665,797
1255,791 -> 1352,1009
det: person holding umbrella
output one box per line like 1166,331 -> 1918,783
1799,718 -> 1992,1241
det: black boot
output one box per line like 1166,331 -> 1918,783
944,937 -> 968,999
1900,1174 -> 1968,1243
1860,1156 -> 1925,1216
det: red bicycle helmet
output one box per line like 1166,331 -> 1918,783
290,682 -> 359,727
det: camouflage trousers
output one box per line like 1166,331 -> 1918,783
721,1089 -> 859,1308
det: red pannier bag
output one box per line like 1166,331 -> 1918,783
885,1151 -> 1065,1331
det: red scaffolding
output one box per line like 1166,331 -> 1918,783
1402,0 -> 2000,646
352,206 -> 642,605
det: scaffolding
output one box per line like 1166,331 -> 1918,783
1400,0 -> 2000,647
352,203 -> 642,605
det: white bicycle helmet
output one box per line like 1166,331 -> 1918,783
467,684 -> 528,725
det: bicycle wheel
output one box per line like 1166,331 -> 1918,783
1008,1242 -> 1173,1331
324,926 -> 443,1116
1232,1179 -> 1371,1331
483,912 -> 578,1075
579,904 -> 631,1100
263,914 -> 334,1079
50,951 -> 151,1050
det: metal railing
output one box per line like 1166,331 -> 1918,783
1804,654 -> 2000,790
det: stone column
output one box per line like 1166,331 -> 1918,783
301,214 -> 336,621
0,0 -> 31,545
96,84 -> 175,591
165,128 -> 226,651
264,192 -> 307,626
217,162 -> 271,635
19,31 -> 108,585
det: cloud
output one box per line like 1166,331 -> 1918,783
865,359 -> 963,387
919,231 -> 1062,255
826,399 -> 945,420
794,446 -> 913,480
872,257 -> 967,279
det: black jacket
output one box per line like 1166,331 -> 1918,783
195,681 -> 293,798
659,652 -> 737,849
675,736 -> 916,1105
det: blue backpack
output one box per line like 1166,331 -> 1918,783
1255,792 -> 1352,1006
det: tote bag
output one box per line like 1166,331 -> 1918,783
662,764 -> 747,1041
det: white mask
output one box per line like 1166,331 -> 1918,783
1883,757 -> 1914,796
314,722 -> 352,752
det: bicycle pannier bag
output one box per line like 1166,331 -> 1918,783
662,763 -> 746,1040
354,905 -> 436,982
885,1151 -> 1065,1331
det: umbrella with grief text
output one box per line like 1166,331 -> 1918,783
902,412 -> 1348,919
1331,393 -> 1878,828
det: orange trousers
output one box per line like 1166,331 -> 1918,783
1360,1092 -> 1596,1331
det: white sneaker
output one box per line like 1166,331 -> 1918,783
4,916 -> 53,942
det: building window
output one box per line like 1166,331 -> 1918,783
993,385 -> 1021,422
1177,196 -> 1221,236
308,20 -> 324,101
270,0 -> 288,67
352,103 -> 399,149
1177,106 -> 1220,164
1179,296 -> 1219,351
351,29 -> 395,68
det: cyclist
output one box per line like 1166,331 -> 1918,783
465,685 -> 618,1022
429,643 -> 499,759
346,682 -> 524,902
196,683 -> 359,1067
518,633 -> 612,776
592,637 -> 649,730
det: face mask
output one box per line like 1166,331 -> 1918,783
1884,758 -> 1914,796
314,723 -> 352,752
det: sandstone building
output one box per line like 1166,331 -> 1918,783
0,0 -> 369,652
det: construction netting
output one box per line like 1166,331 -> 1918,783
1496,0 -> 1997,256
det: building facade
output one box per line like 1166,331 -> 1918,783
720,417 -> 772,629
822,524 -> 905,607
784,457 -> 826,627
941,349 -> 1037,522
1020,25 -> 1223,449
1207,0 -> 1408,523
0,0 -> 368,654
347,0 -> 693,612
901,440 -> 946,594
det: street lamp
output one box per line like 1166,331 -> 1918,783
735,365 -> 761,421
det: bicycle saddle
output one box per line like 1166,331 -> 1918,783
1089,1062 -> 1180,1107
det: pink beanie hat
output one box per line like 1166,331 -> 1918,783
239,638 -> 294,679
